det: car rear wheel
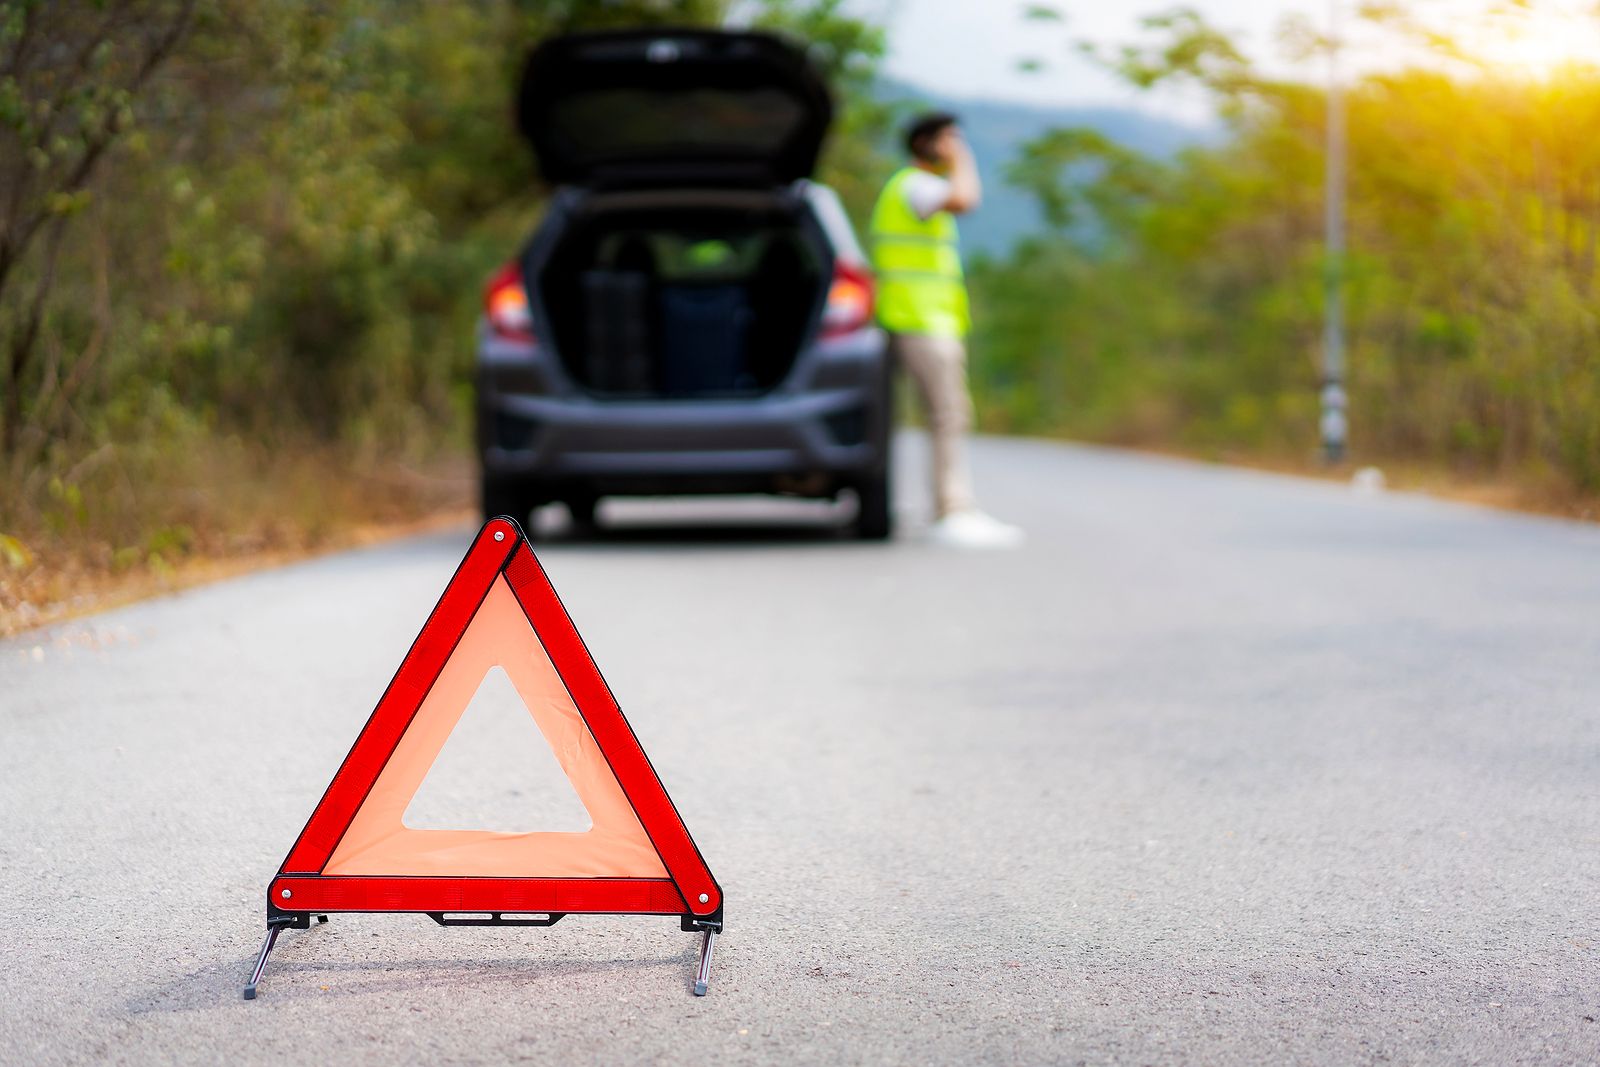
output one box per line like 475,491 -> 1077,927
853,355 -> 895,541
565,493 -> 598,529
854,474 -> 892,540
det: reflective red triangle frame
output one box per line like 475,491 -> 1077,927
265,516 -> 722,928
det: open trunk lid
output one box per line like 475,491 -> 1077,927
518,29 -> 833,187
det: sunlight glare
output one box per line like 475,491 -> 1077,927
1452,1 -> 1600,79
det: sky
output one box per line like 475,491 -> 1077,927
846,0 -> 1600,121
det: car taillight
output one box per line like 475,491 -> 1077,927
484,260 -> 535,342
820,260 -> 874,338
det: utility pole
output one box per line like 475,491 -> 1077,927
1321,0 -> 1348,464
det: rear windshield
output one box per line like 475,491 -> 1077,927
543,88 -> 808,173
519,31 -> 832,184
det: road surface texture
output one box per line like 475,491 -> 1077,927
2,436 -> 1597,1066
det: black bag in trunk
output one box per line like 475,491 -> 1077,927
658,284 -> 753,396
581,270 -> 655,394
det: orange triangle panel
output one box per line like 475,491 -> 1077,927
267,517 -> 722,923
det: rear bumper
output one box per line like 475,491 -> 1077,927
478,331 -> 888,490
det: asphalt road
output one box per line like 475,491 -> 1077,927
2,436 -> 1598,1066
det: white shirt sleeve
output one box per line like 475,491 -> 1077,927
901,170 -> 953,221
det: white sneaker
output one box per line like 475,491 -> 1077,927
926,509 -> 1026,549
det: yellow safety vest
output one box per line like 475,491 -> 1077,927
869,166 -> 969,338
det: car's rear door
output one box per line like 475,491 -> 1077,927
518,29 -> 833,188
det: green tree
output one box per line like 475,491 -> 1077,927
969,2 -> 1600,493
1006,127 -> 1162,237
0,0 -> 900,579
0,0 -> 197,457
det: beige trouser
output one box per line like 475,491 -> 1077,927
891,332 -> 977,518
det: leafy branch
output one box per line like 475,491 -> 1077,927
0,0 -> 197,456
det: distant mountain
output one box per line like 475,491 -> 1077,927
876,80 -> 1216,255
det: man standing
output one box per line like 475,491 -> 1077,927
870,111 -> 1023,547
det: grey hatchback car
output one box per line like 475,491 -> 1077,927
475,29 -> 892,538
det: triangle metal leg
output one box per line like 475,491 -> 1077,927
693,928 -> 717,997
242,924 -> 283,1000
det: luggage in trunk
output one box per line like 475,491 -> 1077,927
535,196 -> 827,399
658,284 -> 753,396
581,270 -> 655,394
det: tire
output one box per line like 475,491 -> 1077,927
480,474 -> 537,532
853,351 -> 895,541
565,493 -> 598,529
854,473 -> 892,540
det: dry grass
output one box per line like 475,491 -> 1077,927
1,448 -> 472,638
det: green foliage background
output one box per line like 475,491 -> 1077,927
969,12 -> 1600,495
0,0 -> 891,571
2,0 -> 1598,587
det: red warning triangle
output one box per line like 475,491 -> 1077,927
265,516 -> 722,927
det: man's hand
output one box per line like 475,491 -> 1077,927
936,126 -> 982,215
